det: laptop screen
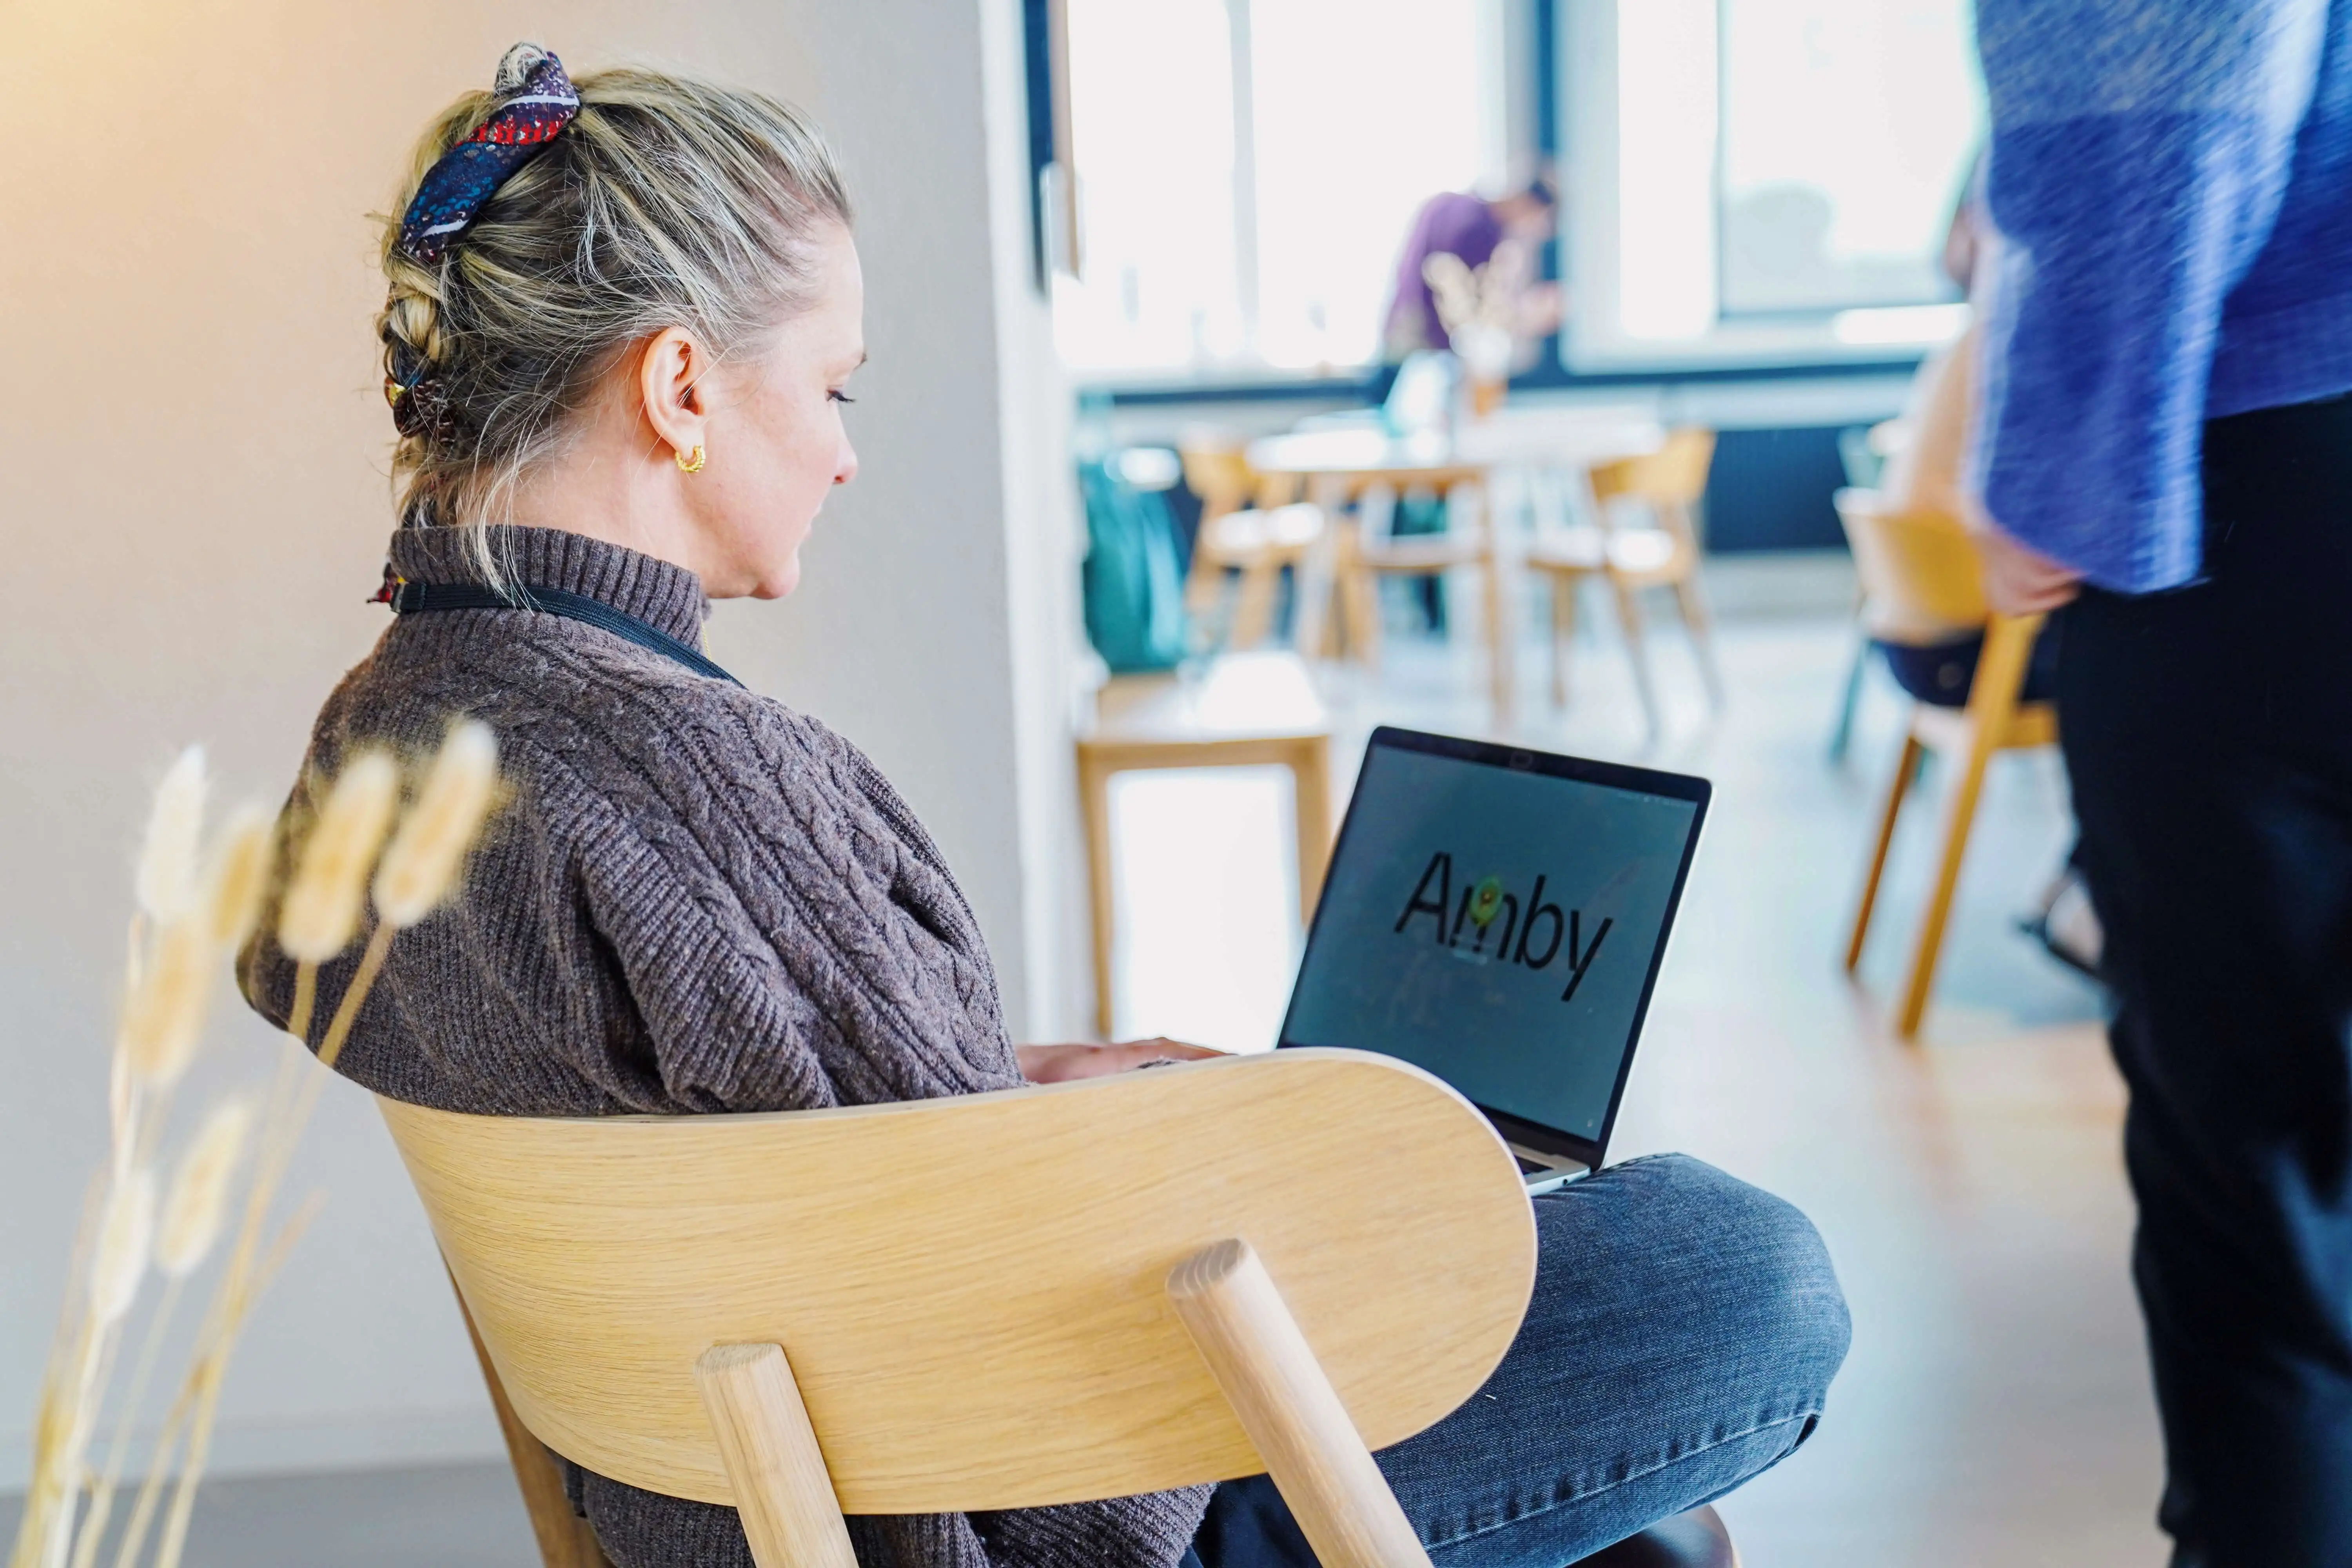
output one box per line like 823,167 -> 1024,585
1278,730 -> 1707,1160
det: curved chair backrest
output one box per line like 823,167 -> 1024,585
1178,439 -> 1260,526
1833,487 -> 1989,634
380,1048 -> 1535,1520
1590,427 -> 1715,509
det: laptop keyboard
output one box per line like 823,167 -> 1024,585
1516,1155 -> 1551,1176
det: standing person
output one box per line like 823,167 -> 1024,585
1967,4 -> 2352,1563
1380,178 -> 1562,361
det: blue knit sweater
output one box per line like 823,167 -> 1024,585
1970,0 -> 2352,592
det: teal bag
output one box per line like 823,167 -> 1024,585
1078,457 -> 1188,673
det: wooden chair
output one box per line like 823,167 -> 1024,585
1075,651 -> 1334,1038
1328,477 -> 1498,683
1525,429 -> 1724,736
1835,488 -> 2056,1040
381,1049 -> 1538,1568
1178,439 -> 1324,650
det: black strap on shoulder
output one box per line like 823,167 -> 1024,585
389,580 -> 742,687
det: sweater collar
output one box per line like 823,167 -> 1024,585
386,525 -> 711,647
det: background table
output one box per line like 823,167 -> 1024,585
1245,410 -> 1665,716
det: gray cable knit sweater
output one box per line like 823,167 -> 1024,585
240,524 -> 1212,1568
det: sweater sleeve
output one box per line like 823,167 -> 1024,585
565,696 -> 1025,1116
1968,0 -> 2328,592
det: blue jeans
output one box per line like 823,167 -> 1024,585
1186,1154 -> 1849,1567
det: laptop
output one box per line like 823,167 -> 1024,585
1276,727 -> 1710,1193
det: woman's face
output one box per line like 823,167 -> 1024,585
691,222 -> 865,599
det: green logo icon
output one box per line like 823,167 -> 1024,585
1469,875 -> 1505,928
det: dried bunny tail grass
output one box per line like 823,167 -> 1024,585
116,917 -> 216,1093
88,1170 -> 157,1328
155,1100 -> 254,1279
201,806 -> 275,951
134,747 -> 209,924
372,720 -> 499,929
276,752 -> 400,962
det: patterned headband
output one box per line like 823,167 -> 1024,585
394,45 -> 581,265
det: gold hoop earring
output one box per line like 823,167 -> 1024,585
675,444 -> 707,475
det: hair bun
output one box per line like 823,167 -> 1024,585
494,42 -> 552,94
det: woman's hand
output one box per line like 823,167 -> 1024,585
1014,1038 -> 1226,1084
1972,518 -> 2083,615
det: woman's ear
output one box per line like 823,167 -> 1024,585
637,326 -> 711,465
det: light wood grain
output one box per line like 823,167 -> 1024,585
385,1047 -> 1535,1514
693,1345 -> 856,1568
454,1273 -> 614,1568
1169,1239 -> 1432,1568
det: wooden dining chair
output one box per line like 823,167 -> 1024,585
1330,478 -> 1499,679
382,1049 -> 1537,1568
1177,437 -> 1324,650
1525,429 -> 1723,735
1835,488 -> 2056,1040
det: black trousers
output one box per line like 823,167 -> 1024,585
2059,393 -> 2352,1568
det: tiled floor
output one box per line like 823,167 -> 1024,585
6,571 -> 2165,1565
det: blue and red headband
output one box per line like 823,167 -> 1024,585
395,45 -> 580,265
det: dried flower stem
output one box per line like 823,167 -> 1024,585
150,1196 -> 322,1568
64,1275 -> 185,1568
314,922 -> 394,1072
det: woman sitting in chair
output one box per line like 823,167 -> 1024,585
242,46 -> 1849,1568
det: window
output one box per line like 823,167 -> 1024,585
1565,0 -> 1982,365
1718,0 -> 1982,316
1055,0 -> 1511,376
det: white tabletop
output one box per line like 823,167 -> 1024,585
1246,408 -> 1665,477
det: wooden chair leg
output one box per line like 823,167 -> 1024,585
1671,574 -> 1725,710
1289,736 -> 1334,922
1828,633 -> 1869,762
1546,572 -> 1578,708
1475,520 -> 1512,718
1847,730 -> 1924,975
452,1276 -> 613,1568
1077,751 -> 1118,1039
1608,574 -> 1663,742
1169,1240 -> 1431,1568
1893,613 -> 2042,1039
1231,557 -> 1281,650
1345,563 -> 1383,668
694,1344 -> 857,1568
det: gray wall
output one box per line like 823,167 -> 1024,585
0,0 -> 1078,1480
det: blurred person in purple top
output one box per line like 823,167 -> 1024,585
1381,178 -> 1561,359
1969,2 -> 2352,1564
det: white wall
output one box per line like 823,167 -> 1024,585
0,0 -> 1079,1481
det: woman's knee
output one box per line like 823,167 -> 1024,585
1543,1153 -> 1852,1397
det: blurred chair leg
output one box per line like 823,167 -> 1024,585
1828,635 -> 1870,762
1671,575 -> 1725,710
1547,572 -> 1578,708
1343,561 -> 1383,668
1230,558 -> 1281,650
1077,751 -> 1118,1039
1847,729 -> 1924,975
1289,735 -> 1334,922
1609,574 -> 1664,741
1480,542 -> 1513,719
